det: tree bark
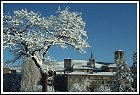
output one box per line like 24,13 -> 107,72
21,57 -> 41,91
41,72 -> 48,92
31,57 -> 48,92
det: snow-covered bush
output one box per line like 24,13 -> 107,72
69,78 -> 91,92
94,85 -> 111,92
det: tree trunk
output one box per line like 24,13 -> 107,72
41,72 -> 48,92
31,57 -> 48,92
21,57 -> 41,92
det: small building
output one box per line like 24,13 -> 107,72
55,71 -> 116,91
3,67 -> 17,74
67,71 -> 116,91
3,67 -> 21,92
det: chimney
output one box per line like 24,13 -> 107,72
64,58 -> 72,69
114,50 -> 125,63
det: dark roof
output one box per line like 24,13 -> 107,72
92,68 -> 103,71
96,62 -> 114,65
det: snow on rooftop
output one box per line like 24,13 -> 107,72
72,60 -> 88,66
72,60 -> 104,68
73,66 -> 93,70
55,60 -> 88,68
117,50 -> 125,51
54,59 -> 116,71
69,71 -> 116,76
72,60 -> 88,63
56,71 -> 116,76
54,59 -> 105,71
95,63 -> 103,68
64,58 -> 71,59
53,61 -> 64,70
108,64 -> 117,67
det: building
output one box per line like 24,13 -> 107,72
3,67 -> 21,92
54,51 -> 120,92
3,50 -> 131,92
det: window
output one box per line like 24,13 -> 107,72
101,81 -> 104,84
103,77 -> 110,79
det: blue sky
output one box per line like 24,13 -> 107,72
3,2 -> 137,66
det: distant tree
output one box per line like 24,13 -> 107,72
112,58 -> 134,92
3,7 -> 89,92
131,50 -> 137,91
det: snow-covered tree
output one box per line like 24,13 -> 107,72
94,85 -> 111,92
3,7 -> 89,92
113,53 -> 134,92
20,57 -> 41,92
20,55 -> 56,92
131,50 -> 137,91
69,77 -> 91,92
20,54 -> 56,92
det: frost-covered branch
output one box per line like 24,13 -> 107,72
3,7 -> 90,92
3,6 -> 90,77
